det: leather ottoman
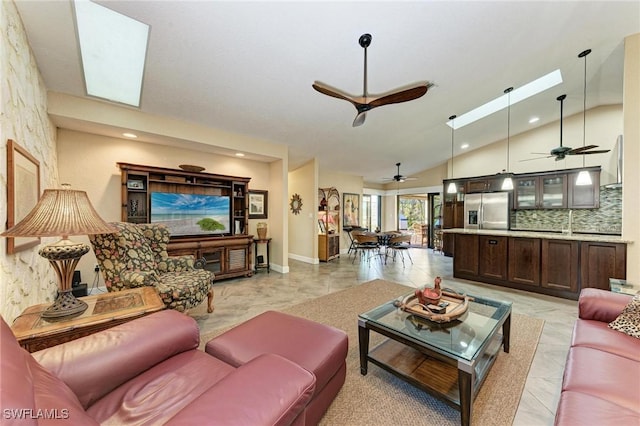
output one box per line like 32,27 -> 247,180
205,310 -> 348,425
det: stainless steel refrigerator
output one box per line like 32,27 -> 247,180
463,192 -> 510,230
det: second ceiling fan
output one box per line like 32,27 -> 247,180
524,94 -> 610,162
383,163 -> 417,183
312,33 -> 433,127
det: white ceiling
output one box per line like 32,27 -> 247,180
14,1 -> 640,184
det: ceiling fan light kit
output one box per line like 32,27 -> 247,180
312,33 -> 432,127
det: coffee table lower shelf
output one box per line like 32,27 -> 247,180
360,330 -> 504,426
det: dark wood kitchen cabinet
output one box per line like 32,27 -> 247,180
541,239 -> 579,293
466,177 -> 503,193
508,237 -> 541,287
580,242 -> 626,290
442,180 -> 465,256
567,170 -> 600,208
453,234 -> 479,277
478,235 -> 508,281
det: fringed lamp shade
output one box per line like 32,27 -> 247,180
2,186 -> 115,319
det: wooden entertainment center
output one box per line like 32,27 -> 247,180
118,163 -> 254,280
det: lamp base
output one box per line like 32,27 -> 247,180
41,288 -> 88,320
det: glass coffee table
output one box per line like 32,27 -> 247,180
358,290 -> 512,426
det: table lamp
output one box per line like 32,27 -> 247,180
1,185 -> 115,319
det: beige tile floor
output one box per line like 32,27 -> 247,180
189,246 -> 578,426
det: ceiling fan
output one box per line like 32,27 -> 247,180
523,94 -> 610,162
383,163 -> 417,183
312,33 -> 433,127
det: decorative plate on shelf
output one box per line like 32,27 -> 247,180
179,164 -> 205,172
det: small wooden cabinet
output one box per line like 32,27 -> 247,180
541,239 -> 579,293
508,237 -> 541,287
580,241 -> 626,290
466,177 -> 503,193
567,170 -> 600,208
118,163 -> 254,280
478,235 -> 508,281
453,234 -> 479,277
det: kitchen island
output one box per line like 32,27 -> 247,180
444,228 -> 630,300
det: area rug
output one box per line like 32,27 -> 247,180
201,279 -> 544,426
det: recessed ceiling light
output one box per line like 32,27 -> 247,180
446,69 -> 563,130
235,153 -> 245,157
529,117 -> 540,124
460,143 -> 469,149
122,132 -> 137,138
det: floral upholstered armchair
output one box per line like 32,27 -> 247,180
89,222 -> 214,313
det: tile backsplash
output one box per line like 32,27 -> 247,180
511,186 -> 622,234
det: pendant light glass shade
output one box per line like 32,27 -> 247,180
447,115 -> 457,194
502,87 -> 514,191
576,170 -> 592,186
501,177 -> 514,190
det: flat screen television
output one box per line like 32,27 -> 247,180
150,192 -> 230,236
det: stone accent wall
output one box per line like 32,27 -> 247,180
511,186 -> 622,234
1,1 -> 59,322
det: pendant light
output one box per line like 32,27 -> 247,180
447,115 -> 458,194
501,87 -> 514,190
576,48 -> 593,186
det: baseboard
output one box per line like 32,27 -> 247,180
289,253 -> 318,264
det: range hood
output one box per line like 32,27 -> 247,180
604,135 -> 623,189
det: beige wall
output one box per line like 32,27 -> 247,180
288,159 -> 317,262
56,129 -> 274,281
0,1 -> 59,322
622,33 -> 640,283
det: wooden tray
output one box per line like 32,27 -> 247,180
395,290 -> 471,323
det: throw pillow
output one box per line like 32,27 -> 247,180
608,294 -> 640,339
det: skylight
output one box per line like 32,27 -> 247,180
446,70 -> 563,129
74,0 -> 149,107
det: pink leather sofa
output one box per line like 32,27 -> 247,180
554,288 -> 640,425
1,309 -> 347,425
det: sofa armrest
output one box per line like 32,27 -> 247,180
165,353 -> 316,426
578,288 -> 632,323
33,310 -> 199,409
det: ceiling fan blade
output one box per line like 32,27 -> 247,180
568,145 -> 599,154
312,82 -> 360,105
577,149 -> 611,155
519,156 -> 552,162
367,83 -> 432,108
353,111 -> 366,127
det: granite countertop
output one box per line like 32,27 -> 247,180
443,228 -> 632,244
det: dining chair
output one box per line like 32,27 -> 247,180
386,233 -> 413,266
351,231 -> 380,264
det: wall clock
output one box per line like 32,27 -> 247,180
290,194 -> 303,215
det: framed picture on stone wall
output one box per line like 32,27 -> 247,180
6,139 -> 41,254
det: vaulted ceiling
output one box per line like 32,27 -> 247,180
14,1 -> 640,184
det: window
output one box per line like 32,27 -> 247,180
362,194 -> 380,232
397,195 -> 427,230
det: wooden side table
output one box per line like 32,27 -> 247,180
11,287 -> 164,352
253,238 -> 272,273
